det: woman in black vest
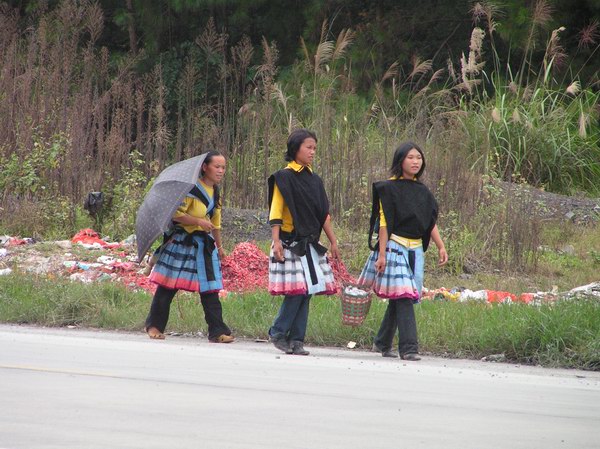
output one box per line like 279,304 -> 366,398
267,129 -> 340,355
358,142 -> 448,360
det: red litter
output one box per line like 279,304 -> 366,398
221,242 -> 269,292
72,229 -> 120,249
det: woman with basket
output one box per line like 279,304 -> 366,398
358,142 -> 448,360
267,129 -> 340,356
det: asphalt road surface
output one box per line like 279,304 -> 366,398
1,324 -> 599,449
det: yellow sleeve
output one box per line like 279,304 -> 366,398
269,184 -> 285,224
379,200 -> 387,227
173,197 -> 193,219
211,207 -> 221,229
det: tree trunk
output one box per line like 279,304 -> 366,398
126,0 -> 138,55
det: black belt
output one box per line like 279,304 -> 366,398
279,231 -> 327,286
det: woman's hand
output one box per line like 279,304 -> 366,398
374,254 -> 386,274
438,247 -> 448,266
197,218 -> 215,231
273,240 -> 285,262
217,247 -> 226,260
329,242 -> 340,260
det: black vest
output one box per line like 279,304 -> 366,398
268,167 -> 329,240
369,179 -> 438,252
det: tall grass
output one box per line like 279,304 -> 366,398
1,1 -> 599,273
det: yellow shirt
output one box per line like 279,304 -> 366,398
269,161 -> 313,233
172,179 -> 221,233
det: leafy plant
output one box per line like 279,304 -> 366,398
102,151 -> 150,239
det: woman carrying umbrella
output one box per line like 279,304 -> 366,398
145,151 -> 234,343
267,129 -> 340,355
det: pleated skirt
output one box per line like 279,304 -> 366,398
149,232 -> 223,294
357,240 -> 424,301
268,247 -> 337,296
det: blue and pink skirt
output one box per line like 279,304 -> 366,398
149,230 -> 222,294
358,240 -> 424,301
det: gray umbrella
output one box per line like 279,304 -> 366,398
135,153 -> 209,262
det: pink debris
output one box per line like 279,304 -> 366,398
221,242 -> 269,292
71,229 -> 120,249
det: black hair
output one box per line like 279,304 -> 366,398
390,141 -> 426,179
201,150 -> 224,207
285,129 -> 318,162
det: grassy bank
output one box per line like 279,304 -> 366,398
1,273 -> 598,371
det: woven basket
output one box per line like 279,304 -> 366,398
340,283 -> 372,326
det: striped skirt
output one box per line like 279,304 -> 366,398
149,231 -> 223,294
269,245 -> 337,296
357,240 -> 424,301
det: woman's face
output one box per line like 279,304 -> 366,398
401,148 -> 423,178
202,155 -> 226,185
295,137 -> 317,166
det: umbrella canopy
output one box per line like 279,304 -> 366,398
135,153 -> 209,262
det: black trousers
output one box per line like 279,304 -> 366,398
373,299 -> 418,356
145,286 -> 231,340
373,249 -> 419,356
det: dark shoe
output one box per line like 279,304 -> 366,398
400,353 -> 421,361
270,336 -> 293,354
290,340 -> 310,356
372,343 -> 398,357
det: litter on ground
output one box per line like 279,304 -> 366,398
0,229 -> 598,303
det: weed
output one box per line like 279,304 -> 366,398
1,273 -> 598,370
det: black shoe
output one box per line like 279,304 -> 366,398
400,353 -> 421,361
290,340 -> 310,356
270,336 -> 292,354
372,343 -> 398,358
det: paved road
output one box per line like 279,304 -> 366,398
1,324 -> 599,449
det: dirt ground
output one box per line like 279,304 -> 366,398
495,180 -> 600,225
220,208 -> 270,242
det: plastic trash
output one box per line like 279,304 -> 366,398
518,293 -> 534,304
72,229 -> 120,249
54,240 -> 72,250
567,282 -> 600,298
97,255 -> 118,265
459,289 -> 488,302
486,290 -> 517,303
123,234 -> 136,245
69,272 -> 95,283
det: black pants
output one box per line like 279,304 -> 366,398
145,286 -> 231,340
373,299 -> 418,356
